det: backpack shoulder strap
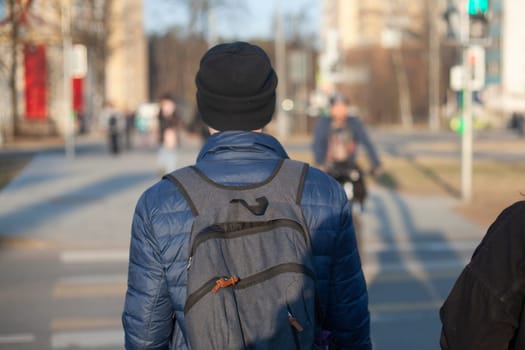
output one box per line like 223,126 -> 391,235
163,167 -> 200,216
163,159 -> 309,215
270,159 -> 309,205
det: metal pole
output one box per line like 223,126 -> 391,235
461,52 -> 473,202
207,4 -> 217,47
62,0 -> 75,159
389,0 -> 413,130
274,0 -> 288,137
428,0 -> 441,131
461,0 -> 472,202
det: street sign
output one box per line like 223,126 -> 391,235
450,65 -> 464,91
289,51 -> 308,84
449,46 -> 485,91
71,44 -> 87,78
468,45 -> 485,90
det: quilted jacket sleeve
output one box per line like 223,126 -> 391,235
122,192 -> 174,350
326,199 -> 371,349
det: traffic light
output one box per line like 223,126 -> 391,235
468,0 -> 489,16
468,0 -> 489,41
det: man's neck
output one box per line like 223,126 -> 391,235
208,128 -> 263,135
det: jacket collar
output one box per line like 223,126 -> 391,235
197,131 -> 289,162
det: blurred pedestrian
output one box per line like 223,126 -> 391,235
440,200 -> 525,350
124,108 -> 136,150
134,103 -> 157,150
100,101 -> 124,155
510,112 -> 524,137
156,94 -> 180,173
122,41 -> 371,350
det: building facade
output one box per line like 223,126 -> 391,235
501,0 -> 525,113
105,0 -> 147,113
319,0 -> 432,124
0,0 -> 147,141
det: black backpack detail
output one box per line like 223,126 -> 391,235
164,159 -> 318,350
230,197 -> 269,216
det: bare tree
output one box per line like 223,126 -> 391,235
388,0 -> 414,129
148,0 -> 247,119
72,0 -> 113,112
5,0 -> 22,141
148,29 -> 207,112
160,0 -> 247,43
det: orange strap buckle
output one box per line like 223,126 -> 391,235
212,276 -> 239,293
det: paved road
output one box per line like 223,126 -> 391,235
0,134 -> 486,349
361,187 -> 483,349
371,128 -> 525,161
285,127 -> 525,162
0,138 -> 201,350
0,246 -> 126,350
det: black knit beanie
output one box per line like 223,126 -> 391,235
195,41 -> 278,131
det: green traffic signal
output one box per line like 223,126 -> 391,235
468,0 -> 489,15
450,116 -> 464,135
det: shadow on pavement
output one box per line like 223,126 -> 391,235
0,172 -> 153,238
366,189 -> 465,350
5,173 -> 67,191
405,156 -> 460,198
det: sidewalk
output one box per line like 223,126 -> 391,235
0,134 -> 484,249
0,134 -> 487,348
0,137 -> 201,248
362,185 -> 484,278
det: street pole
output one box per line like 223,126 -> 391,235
389,0 -> 413,130
461,50 -> 473,202
428,0 -> 441,131
207,4 -> 218,48
460,0 -> 472,202
62,0 -> 75,159
274,0 -> 288,137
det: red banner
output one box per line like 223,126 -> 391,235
24,44 -> 47,120
72,77 -> 84,113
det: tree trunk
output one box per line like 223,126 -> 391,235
392,48 -> 413,129
8,0 -> 19,141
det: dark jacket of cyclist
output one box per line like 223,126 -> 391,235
312,95 -> 381,174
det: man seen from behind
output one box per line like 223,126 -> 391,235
122,41 -> 371,350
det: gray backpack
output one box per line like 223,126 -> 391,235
164,159 -> 318,349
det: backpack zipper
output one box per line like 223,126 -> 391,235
187,219 -> 307,270
234,263 -> 315,290
184,263 -> 316,314
212,276 -> 239,293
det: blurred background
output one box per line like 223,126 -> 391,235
0,0 -> 524,349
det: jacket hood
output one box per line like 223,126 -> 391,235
197,131 -> 289,162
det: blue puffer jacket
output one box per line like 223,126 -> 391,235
122,131 -> 371,349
